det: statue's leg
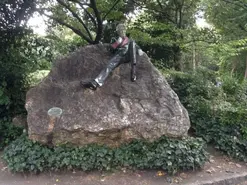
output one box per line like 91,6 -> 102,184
95,54 -> 123,86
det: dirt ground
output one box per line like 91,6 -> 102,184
1,147 -> 247,185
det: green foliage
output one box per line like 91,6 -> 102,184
165,68 -> 219,108
0,120 -> 23,150
0,83 -> 10,107
0,32 -> 29,117
37,0 -> 128,44
28,70 -> 50,87
202,0 -> 247,79
204,0 -> 247,39
0,0 -> 35,30
0,1 -> 42,117
127,0 -> 201,70
0,32 -> 53,117
45,27 -> 87,58
166,68 -> 247,161
3,135 -> 208,174
193,110 -> 247,162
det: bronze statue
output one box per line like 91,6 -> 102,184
81,23 -> 143,90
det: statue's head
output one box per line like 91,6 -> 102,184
116,23 -> 126,37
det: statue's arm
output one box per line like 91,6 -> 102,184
104,37 -> 123,53
111,37 -> 123,49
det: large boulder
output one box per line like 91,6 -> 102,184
25,44 -> 190,147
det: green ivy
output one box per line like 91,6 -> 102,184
193,115 -> 247,162
3,135 -> 208,174
166,68 -> 247,162
0,119 -> 23,150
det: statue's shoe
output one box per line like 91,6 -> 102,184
80,80 -> 98,90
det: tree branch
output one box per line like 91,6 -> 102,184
67,0 -> 91,7
82,6 -> 97,28
42,12 -> 94,44
131,0 -> 176,24
184,39 -> 217,44
234,0 -> 247,8
90,0 -> 103,43
222,0 -> 247,10
56,0 -> 93,40
149,9 -> 176,24
67,0 -> 97,28
102,0 -> 121,20
239,24 -> 247,32
157,0 -> 163,9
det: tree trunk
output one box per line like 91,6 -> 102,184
244,56 -> 247,79
173,45 -> 183,71
192,41 -> 196,70
231,60 -> 237,77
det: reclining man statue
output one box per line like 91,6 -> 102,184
81,23 -> 144,90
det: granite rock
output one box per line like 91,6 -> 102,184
25,44 -> 190,147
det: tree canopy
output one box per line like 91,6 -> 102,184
36,0 -> 128,44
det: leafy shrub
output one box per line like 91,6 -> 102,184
0,83 -> 10,106
0,119 -> 23,150
3,135 -> 208,174
165,68 -> 219,105
193,115 -> 247,162
165,68 -> 222,124
28,70 -> 50,87
0,30 -> 56,118
214,131 -> 247,162
166,68 -> 247,161
221,75 -> 241,96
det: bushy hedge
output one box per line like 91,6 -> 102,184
3,135 -> 208,174
196,117 -> 247,162
0,120 -> 23,150
166,68 -> 247,161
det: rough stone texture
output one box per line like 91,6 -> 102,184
25,44 -> 190,147
12,115 -> 27,128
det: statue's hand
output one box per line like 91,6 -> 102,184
110,38 -> 117,44
138,49 -> 144,56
